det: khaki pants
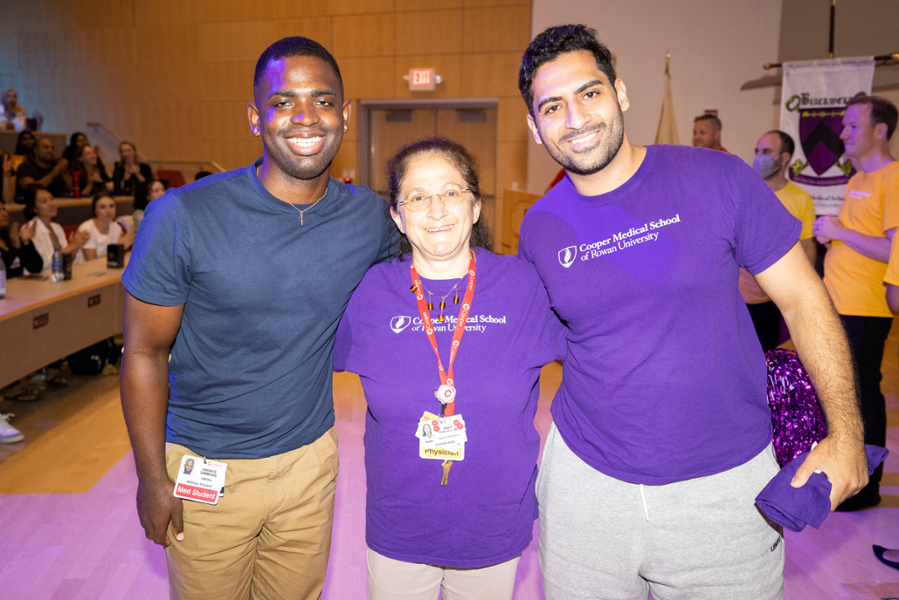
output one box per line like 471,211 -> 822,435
367,548 -> 521,600
164,428 -> 339,600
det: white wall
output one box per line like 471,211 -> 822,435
526,0 -> 782,193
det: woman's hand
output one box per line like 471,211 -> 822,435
18,219 -> 36,246
2,153 -> 11,176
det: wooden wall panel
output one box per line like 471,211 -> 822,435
136,26 -> 202,64
270,18 -> 333,48
3,0 -> 532,183
395,10 -> 464,56
333,14 -> 396,57
462,7 -> 531,53
460,52 -> 522,97
199,21 -> 274,63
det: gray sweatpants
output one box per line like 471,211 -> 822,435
537,424 -> 784,600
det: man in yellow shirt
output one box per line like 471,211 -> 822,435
815,95 -> 899,510
740,130 -> 816,350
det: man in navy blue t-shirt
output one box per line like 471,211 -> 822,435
120,37 -> 397,599
517,24 -> 868,600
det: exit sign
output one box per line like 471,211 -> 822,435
405,68 -> 442,91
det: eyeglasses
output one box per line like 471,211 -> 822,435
396,185 -> 472,212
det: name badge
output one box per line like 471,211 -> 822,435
173,455 -> 228,505
416,412 -> 467,461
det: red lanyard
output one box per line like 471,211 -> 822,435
409,251 -> 477,417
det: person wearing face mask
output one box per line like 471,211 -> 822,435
738,130 -> 817,351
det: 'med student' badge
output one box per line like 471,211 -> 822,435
174,455 -> 228,505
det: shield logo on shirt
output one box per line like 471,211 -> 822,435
390,316 -> 412,333
799,107 -> 846,175
558,246 -> 577,268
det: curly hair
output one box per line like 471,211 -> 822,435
518,24 -> 616,117
384,137 -> 493,258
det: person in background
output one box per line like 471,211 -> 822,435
194,170 -> 213,181
2,152 -> 14,204
692,114 -> 727,152
814,95 -> 898,511
1,203 -> 41,277
23,184 -> 89,271
12,130 -> 36,171
739,130 -> 817,351
76,191 -> 134,262
334,137 -> 565,600
71,145 -> 110,197
16,138 -> 70,197
1,203 -> 43,404
112,141 -> 153,196
0,88 -> 26,132
62,132 -> 108,182
122,178 -> 168,232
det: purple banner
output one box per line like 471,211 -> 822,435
789,172 -> 850,187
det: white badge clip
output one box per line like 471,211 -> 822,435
435,384 -> 456,405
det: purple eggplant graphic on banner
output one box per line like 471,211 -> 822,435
799,108 -> 845,175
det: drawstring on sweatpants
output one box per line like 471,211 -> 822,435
639,484 -> 649,521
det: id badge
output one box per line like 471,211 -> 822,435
173,455 -> 228,505
415,412 -> 467,461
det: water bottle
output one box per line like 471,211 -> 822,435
0,258 -> 6,298
51,249 -> 64,282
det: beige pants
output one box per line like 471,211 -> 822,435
367,548 -> 521,600
164,428 -> 339,600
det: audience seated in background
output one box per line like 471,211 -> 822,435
692,114 -> 727,152
11,130 -> 36,172
0,88 -> 26,132
23,184 -> 89,272
124,178 -> 168,232
71,145 -> 110,197
112,141 -> 153,196
1,204 -> 43,405
76,191 -> 134,263
2,153 -> 14,204
16,138 -> 70,197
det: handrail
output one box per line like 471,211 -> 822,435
86,122 -> 226,173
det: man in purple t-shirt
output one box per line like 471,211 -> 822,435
517,25 -> 868,600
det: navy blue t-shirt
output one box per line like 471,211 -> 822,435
123,160 -> 398,458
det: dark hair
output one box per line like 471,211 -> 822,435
63,131 -> 87,162
23,184 -> 49,221
119,140 -> 137,155
133,178 -> 168,211
385,137 -> 493,258
766,130 -> 795,157
846,95 -> 898,141
14,130 -> 36,155
253,37 -> 343,102
194,170 -> 213,180
694,114 -> 722,130
519,24 -> 616,117
91,190 -> 115,217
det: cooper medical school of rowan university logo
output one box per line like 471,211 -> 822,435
558,246 -> 577,268
390,316 -> 411,333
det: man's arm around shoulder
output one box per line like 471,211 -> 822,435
755,243 -> 868,509
120,292 -> 186,546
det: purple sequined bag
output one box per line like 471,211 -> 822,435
766,348 -> 828,468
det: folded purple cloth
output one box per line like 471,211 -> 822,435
756,444 -> 889,532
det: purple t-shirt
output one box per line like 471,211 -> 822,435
519,145 -> 801,485
334,249 -> 566,568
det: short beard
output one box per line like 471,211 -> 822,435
547,106 -> 625,176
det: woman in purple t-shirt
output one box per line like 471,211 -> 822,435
334,138 -> 566,600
